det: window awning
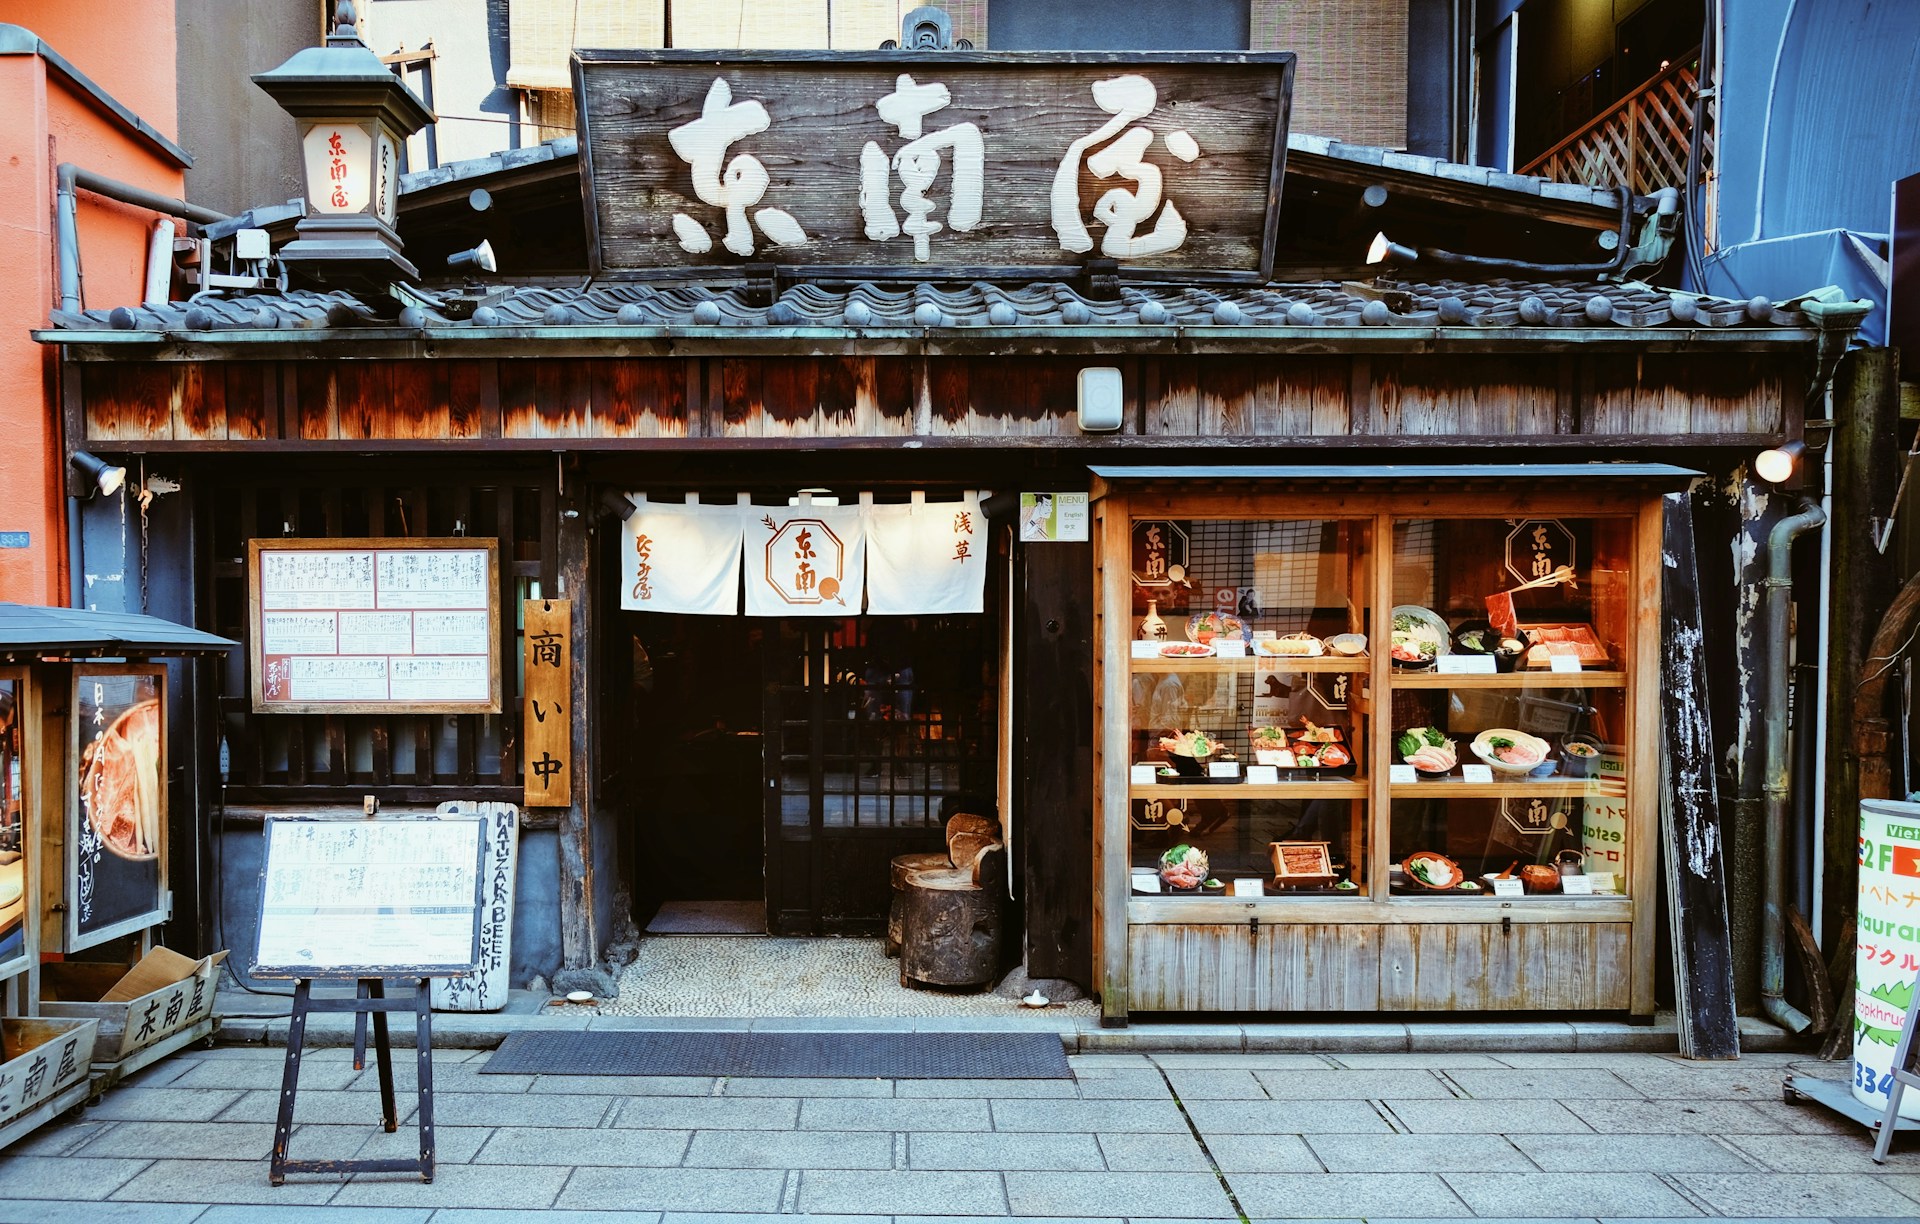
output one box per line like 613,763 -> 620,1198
0,602 -> 237,661
1089,463 -> 1702,485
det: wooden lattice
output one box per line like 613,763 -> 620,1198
1522,56 -> 1709,197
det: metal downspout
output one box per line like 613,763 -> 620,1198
1764,496 -> 1825,1032
56,163 -> 228,312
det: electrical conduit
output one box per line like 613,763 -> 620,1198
1764,495 -> 1825,1032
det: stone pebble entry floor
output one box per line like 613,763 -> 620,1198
1,1046 -> 1918,1222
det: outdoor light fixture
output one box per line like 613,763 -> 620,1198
447,240 -> 497,275
598,489 -> 638,522
70,450 -> 126,498
252,0 -> 434,285
1755,440 -> 1806,485
1078,367 -> 1124,432
1366,232 -> 1418,266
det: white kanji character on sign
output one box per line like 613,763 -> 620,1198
667,78 -> 809,256
858,74 -> 984,263
1052,75 -> 1201,258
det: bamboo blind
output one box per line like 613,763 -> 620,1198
507,0 -> 666,89
1252,0 -> 1408,149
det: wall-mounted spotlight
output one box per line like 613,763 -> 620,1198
70,450 -> 126,497
1755,440 -> 1806,485
598,489 -> 638,522
447,240 -> 496,275
1366,232 -> 1418,267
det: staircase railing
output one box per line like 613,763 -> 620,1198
1520,53 -> 1707,195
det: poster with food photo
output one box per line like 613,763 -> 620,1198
71,666 -> 165,948
0,670 -> 28,979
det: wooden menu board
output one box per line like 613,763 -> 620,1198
248,538 -> 501,714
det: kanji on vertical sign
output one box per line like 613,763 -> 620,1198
522,599 -> 572,807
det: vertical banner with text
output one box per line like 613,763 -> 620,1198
522,600 -> 572,807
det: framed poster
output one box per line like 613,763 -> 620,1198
253,814 -> 486,980
0,668 -> 29,981
247,537 -> 502,714
70,664 -> 167,950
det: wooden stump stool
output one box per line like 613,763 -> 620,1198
899,853 -> 1004,989
886,851 -> 951,958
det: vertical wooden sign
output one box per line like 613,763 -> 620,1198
522,599 -> 572,807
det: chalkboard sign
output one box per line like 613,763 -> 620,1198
253,815 -> 486,979
247,538 -> 501,714
69,665 -> 167,950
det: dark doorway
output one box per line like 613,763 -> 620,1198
625,616 -> 766,931
765,617 -> 998,935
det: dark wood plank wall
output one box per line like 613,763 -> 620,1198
80,354 -> 1793,446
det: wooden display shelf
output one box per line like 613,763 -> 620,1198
1389,779 -> 1620,798
1133,780 -> 1368,800
1389,669 -> 1626,689
1129,655 -> 1369,674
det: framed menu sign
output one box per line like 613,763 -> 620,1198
70,665 -> 167,950
247,538 -> 501,714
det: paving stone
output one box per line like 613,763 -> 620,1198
76,1119 -> 276,1160
1232,1172 -> 1472,1218
894,1077 -> 1078,1098
907,1131 -> 1105,1171
1074,1069 -> 1176,1099
1095,1131 -> 1215,1172
198,1208 -> 431,1223
989,1098 -> 1187,1133
803,1098 -> 993,1131
717,1076 -> 894,1097
1739,1099 -> 1868,1135
798,1169 -> 1007,1216
84,1086 -> 246,1122
558,1167 -> 786,1214
2,1119 -> 108,1156
662,1215 -> 877,1224
0,1154 -> 153,1201
1611,1064 -> 1813,1100
1305,1133 -> 1533,1173
1507,1133 -> 1755,1173
615,1096 -> 800,1130
1161,1068 -> 1267,1099
426,1091 -> 614,1129
1253,1069 -> 1453,1099
216,1088 -> 417,1128
1676,1173 -> 1920,1218
1387,1098 -> 1594,1134
1447,1069 -> 1643,1100
472,1125 -> 688,1166
1559,1098 -> 1784,1134
684,1129 -> 894,1169
1443,1174 -> 1704,1220
366,1064 -> 536,1094
108,1157 -> 339,1204
1184,1098 -> 1390,1135
170,1058 -> 362,1091
1150,1054 -> 1330,1069
525,1074 -> 716,1095
354,1123 -> 491,1164
434,1212 -> 662,1224
1722,1132 -> 1920,1172
329,1163 -> 570,1210
1492,1053 -> 1691,1069
0,1204 -> 204,1224
1005,1169 -> 1232,1217
1196,1132 -> 1323,1173
1326,1053 -> 1508,1069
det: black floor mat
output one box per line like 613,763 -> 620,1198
481,1029 -> 1071,1078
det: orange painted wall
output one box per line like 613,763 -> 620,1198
0,3 -> 181,606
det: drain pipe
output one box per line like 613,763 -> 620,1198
56,163 -> 227,312
1763,494 -> 1826,1033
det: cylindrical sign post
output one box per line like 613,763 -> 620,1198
1855,799 -> 1920,1117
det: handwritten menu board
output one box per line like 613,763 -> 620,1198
248,538 -> 501,714
254,815 -> 486,978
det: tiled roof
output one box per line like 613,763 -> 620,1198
1286,134 -> 1619,210
48,277 -> 1810,335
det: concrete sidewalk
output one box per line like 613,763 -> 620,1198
0,1045 -> 1911,1221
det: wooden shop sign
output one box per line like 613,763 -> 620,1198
573,50 -> 1294,281
521,599 -> 572,808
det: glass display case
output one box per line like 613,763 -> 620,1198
1096,482 -> 1661,1020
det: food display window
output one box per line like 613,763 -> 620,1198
1095,481 -> 1662,1020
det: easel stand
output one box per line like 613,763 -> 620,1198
271,977 -> 435,1185
1784,968 -> 1920,1162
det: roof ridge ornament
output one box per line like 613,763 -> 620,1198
881,6 -> 972,51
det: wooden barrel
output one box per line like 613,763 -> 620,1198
899,862 -> 1005,989
887,852 -> 950,957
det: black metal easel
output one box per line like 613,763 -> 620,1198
270,977 -> 436,1185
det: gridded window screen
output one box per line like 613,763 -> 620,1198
675,1 -> 984,49
508,0 -> 666,89
1251,0 -> 1408,148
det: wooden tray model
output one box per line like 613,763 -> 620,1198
1268,840 -> 1336,888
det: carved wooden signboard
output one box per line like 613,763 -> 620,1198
248,538 -> 501,715
521,599 -> 572,808
573,50 -> 1294,280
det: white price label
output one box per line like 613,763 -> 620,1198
1438,654 -> 1496,675
1214,639 -> 1247,657
1587,872 -> 1618,894
1491,876 -> 1525,897
1246,765 -> 1280,785
1549,654 -> 1583,674
1231,878 -> 1264,897
1131,874 -> 1161,894
1207,761 -> 1241,779
1560,874 -> 1595,894
1389,764 -> 1418,784
1130,764 -> 1159,785
1461,764 -> 1494,784
1131,640 -> 1161,658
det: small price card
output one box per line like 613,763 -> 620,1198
1560,874 -> 1595,895
1208,761 -> 1242,779
1132,873 -> 1161,894
1231,878 -> 1264,897
1438,654 -> 1496,675
1389,764 -> 1418,784
1131,640 -> 1161,658
1587,872 -> 1618,894
1215,639 -> 1247,658
1491,876 -> 1525,897
1549,653 -> 1583,674
1461,764 -> 1494,784
1246,765 -> 1280,785
1130,763 -> 1160,785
